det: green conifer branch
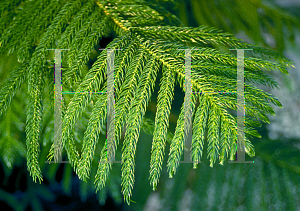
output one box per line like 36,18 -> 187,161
26,67 -> 44,184
0,107 -> 26,169
66,8 -> 103,66
167,94 -> 197,178
60,34 -> 130,170
113,38 -> 139,96
149,65 -> 175,190
57,1 -> 96,50
206,97 -> 221,167
17,0 -> 66,63
0,63 -> 27,117
0,0 -> 296,205
218,113 -> 231,165
77,85 -> 107,181
65,14 -> 110,88
94,141 -> 112,193
191,94 -> 209,168
121,56 -> 158,205
0,0 -> 50,55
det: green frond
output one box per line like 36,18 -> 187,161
0,0 -> 297,207
0,0 -> 22,34
0,0 -> 21,15
218,114 -> 231,165
65,13 -> 110,88
167,94 -> 197,178
190,72 -> 280,124
113,38 -> 139,95
249,46 -> 295,68
0,107 -> 26,169
245,84 -> 283,108
25,0 -> 86,179
17,0 -> 66,62
114,47 -> 147,145
191,94 -> 209,169
27,0 -> 86,92
77,87 -> 107,181
60,35 -> 129,170
137,38 -> 285,95
192,60 -> 280,89
0,0 -> 50,55
142,1 -> 181,26
0,63 -> 27,117
107,3 -> 164,25
26,67 -> 43,184
94,141 -> 112,193
66,7 -> 104,66
149,65 -> 175,190
206,97 -> 221,167
94,42 -> 141,191
93,1 -> 138,36
244,126 -> 262,139
131,25 -> 244,47
121,56 -> 159,204
204,94 -> 256,165
213,93 -> 271,128
136,39 -> 187,88
58,1 -> 96,49
95,0 -> 177,30
46,142 -> 54,164
93,36 -> 139,193
190,48 -> 290,74
130,25 -> 292,66
61,92 -> 99,170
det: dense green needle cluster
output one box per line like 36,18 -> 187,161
0,0 -> 295,205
